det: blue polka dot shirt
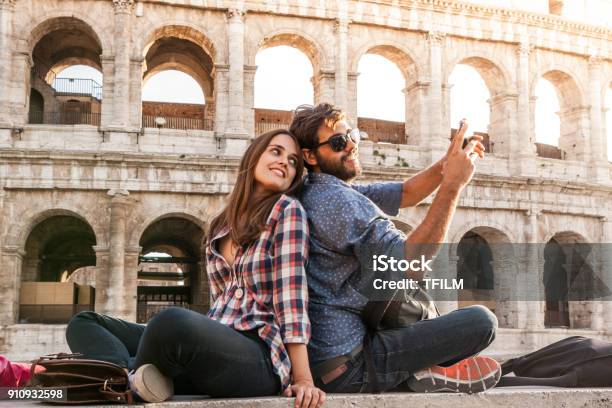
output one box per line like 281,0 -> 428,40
299,172 -> 406,363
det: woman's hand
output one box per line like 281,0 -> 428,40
283,379 -> 326,408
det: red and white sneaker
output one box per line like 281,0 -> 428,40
406,356 -> 501,394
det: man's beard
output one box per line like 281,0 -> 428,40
315,150 -> 362,182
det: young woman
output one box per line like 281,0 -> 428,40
63,129 -> 325,407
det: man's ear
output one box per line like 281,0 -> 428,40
302,148 -> 318,167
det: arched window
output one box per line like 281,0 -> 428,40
534,78 -> 561,146
356,54 -> 405,143
254,46 -> 313,134
449,64 -> 490,134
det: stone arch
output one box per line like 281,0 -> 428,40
542,228 -> 592,245
135,212 -> 208,322
350,42 -> 421,84
532,68 -> 585,111
23,215 -> 97,282
446,55 -> 512,155
50,58 -> 102,80
248,30 -> 327,72
27,15 -> 106,82
137,23 -> 218,64
450,220 -> 516,248
6,208 -> 103,252
142,59 -> 210,98
128,209 -> 206,249
451,223 -> 518,327
446,55 -> 511,97
543,230 -> 597,329
137,24 -> 217,103
26,13 -> 109,57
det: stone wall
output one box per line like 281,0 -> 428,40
0,0 -> 611,358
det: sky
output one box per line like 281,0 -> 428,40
58,47 -> 612,158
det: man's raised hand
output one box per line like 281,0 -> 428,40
441,120 -> 476,191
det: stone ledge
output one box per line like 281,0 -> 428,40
2,388 -> 612,407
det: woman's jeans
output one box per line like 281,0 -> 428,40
315,305 -> 498,393
66,307 -> 280,397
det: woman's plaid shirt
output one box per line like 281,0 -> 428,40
206,195 -> 311,390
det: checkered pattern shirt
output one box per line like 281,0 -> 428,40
206,195 -> 311,390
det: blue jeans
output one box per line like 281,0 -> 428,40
66,308 -> 281,397
314,305 -> 498,393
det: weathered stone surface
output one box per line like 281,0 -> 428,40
2,388 -> 612,408
0,0 -> 611,359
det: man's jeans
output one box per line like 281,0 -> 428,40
66,307 -> 280,397
314,305 -> 498,393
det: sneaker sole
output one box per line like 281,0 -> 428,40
407,358 -> 501,394
132,364 -> 174,402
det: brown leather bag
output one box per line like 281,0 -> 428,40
30,353 -> 134,404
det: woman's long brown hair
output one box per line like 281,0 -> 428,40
206,129 -> 305,248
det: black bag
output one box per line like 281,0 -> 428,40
499,336 -> 612,387
30,353 -> 134,404
362,284 -> 440,331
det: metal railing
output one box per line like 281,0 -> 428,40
28,111 -> 101,126
19,304 -> 94,324
254,121 -> 291,135
357,118 -> 406,144
53,78 -> 103,100
142,114 -> 214,130
536,143 -> 564,159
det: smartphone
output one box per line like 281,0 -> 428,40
458,120 -> 469,149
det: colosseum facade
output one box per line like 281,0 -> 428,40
0,0 -> 611,360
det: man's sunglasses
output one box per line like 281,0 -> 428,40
313,129 -> 361,152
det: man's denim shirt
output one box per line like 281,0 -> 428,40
300,172 -> 406,363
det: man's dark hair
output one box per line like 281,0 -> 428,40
289,103 -> 345,170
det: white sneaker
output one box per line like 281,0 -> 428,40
128,364 -> 174,402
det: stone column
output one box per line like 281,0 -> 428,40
488,92 -> 518,158
213,64 -> 229,136
0,0 -> 16,128
204,95 -> 215,130
111,0 -> 133,128
600,217 -> 612,332
559,106 -> 590,161
106,189 -> 130,318
225,8 -> 247,136
404,81 -> 430,146
588,56 -> 604,160
347,71 -> 359,126
312,70 -> 335,105
129,57 -> 144,129
93,245 -> 110,314
243,65 -> 257,137
100,55 -> 115,128
123,246 -> 141,322
0,245 -> 24,324
492,257 -> 518,328
587,56 -> 608,182
432,248 -> 458,316
426,31 -> 446,151
11,50 -> 31,125
525,209 -> 544,330
334,18 -> 349,112
515,42 -> 536,175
